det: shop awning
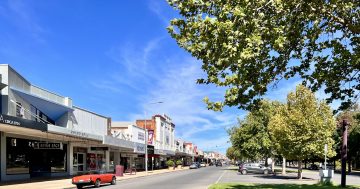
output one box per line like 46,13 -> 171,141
11,87 -> 73,120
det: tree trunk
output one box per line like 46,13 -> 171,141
271,158 -> 275,173
304,161 -> 307,169
297,160 -> 303,179
334,159 -> 336,170
348,160 -> 352,173
282,157 -> 286,175
265,157 -> 268,167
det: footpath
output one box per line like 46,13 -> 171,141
0,167 -> 190,189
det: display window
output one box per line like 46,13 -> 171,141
6,137 -> 67,175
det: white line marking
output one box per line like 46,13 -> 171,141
215,170 -> 227,184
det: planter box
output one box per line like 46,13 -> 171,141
177,165 -> 182,169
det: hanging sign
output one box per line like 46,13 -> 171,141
148,130 -> 154,145
33,142 -> 63,150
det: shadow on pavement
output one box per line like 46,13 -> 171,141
253,174 -> 315,181
219,184 -> 350,189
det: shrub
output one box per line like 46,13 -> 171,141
176,160 -> 183,165
166,160 -> 175,167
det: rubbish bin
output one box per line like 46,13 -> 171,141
319,169 -> 334,183
115,165 -> 124,177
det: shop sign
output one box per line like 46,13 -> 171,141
91,147 -> 109,151
134,143 -> 145,153
122,153 -> 138,158
147,130 -> 154,145
0,114 -> 47,131
33,142 -> 63,150
70,130 -> 89,138
147,145 -> 154,155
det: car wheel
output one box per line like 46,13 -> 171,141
241,170 -> 247,175
76,185 -> 83,189
94,179 -> 101,188
264,170 -> 269,175
111,176 -> 116,185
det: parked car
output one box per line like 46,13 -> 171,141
72,171 -> 116,189
215,162 -> 222,167
189,163 -> 198,169
308,164 -> 319,170
195,162 -> 201,168
200,162 -> 206,167
238,163 -> 271,175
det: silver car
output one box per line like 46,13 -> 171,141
238,163 -> 271,174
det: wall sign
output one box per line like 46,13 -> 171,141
33,142 -> 63,150
0,114 -> 47,131
147,145 -> 154,155
90,147 -> 109,151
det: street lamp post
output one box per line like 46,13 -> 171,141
144,101 -> 163,175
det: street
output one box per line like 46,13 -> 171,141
74,166 -> 360,189
81,166 -> 226,189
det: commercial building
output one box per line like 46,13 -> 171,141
136,114 -> 176,169
110,122 -> 146,170
0,64 -> 218,182
0,64 -> 113,181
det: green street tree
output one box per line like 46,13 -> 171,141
167,0 -> 359,111
226,146 -> 242,162
229,100 -> 281,168
269,85 -> 336,179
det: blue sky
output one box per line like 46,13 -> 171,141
0,0 -> 339,154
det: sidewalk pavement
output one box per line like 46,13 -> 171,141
0,167 -> 190,189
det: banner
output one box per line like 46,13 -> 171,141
148,130 -> 154,145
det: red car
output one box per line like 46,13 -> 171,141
72,172 -> 116,189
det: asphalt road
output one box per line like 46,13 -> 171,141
102,166 -> 226,189
80,166 -> 360,189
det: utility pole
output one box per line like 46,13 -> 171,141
341,119 -> 348,187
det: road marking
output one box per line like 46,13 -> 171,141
215,170 -> 227,184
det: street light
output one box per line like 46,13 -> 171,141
144,101 -> 163,174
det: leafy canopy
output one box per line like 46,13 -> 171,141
229,100 -> 281,160
269,85 -> 337,161
168,0 -> 359,111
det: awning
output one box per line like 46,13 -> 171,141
11,87 -> 73,120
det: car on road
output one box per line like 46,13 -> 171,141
215,162 -> 222,167
190,163 -> 199,169
72,171 -> 116,189
238,163 -> 271,175
195,162 -> 201,168
308,164 -> 319,170
200,162 -> 206,167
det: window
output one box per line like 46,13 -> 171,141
6,138 -> 29,174
166,136 -> 169,145
16,102 -> 24,118
138,132 -> 145,141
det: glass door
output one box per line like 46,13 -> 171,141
73,153 -> 86,173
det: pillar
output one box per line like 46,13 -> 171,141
105,150 -> 110,172
69,142 -> 74,175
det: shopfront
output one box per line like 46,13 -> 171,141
6,137 -> 67,177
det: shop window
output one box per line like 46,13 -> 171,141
6,138 -> 29,174
109,152 -> 115,172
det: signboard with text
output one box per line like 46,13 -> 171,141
148,130 -> 154,145
0,114 -> 47,131
33,142 -> 63,150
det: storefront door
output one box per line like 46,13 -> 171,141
73,153 -> 86,173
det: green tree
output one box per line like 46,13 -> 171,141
226,146 -> 242,161
229,100 -> 281,166
167,0 -> 359,111
269,85 -> 336,179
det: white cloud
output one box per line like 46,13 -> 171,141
1,0 -> 47,43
